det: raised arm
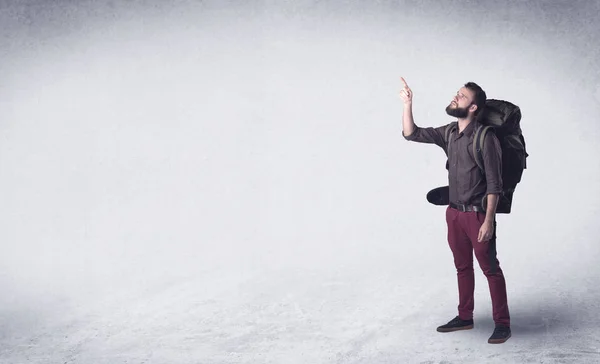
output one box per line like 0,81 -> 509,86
400,77 -> 416,136
400,76 -> 450,150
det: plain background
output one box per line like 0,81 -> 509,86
1,1 -> 599,363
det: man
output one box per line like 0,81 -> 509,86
399,77 -> 511,344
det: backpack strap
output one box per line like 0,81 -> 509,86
473,125 -> 493,174
445,121 -> 457,146
444,122 -> 457,170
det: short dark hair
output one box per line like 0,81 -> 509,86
464,82 -> 486,116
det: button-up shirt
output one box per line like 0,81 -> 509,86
403,120 -> 503,206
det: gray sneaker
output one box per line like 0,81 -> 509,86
436,316 -> 474,332
488,325 -> 511,344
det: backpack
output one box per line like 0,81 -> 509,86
441,99 -> 529,214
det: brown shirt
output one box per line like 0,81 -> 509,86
403,120 -> 503,206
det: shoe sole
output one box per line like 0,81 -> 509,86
488,332 -> 511,344
436,324 -> 474,333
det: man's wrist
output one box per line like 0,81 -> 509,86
484,193 -> 499,222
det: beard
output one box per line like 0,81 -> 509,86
445,102 -> 469,118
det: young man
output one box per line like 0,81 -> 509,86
399,77 -> 511,344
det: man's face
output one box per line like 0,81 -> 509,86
445,87 -> 476,118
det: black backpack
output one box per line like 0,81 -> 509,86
428,99 -> 528,213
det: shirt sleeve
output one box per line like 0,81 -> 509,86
482,130 -> 503,195
402,123 -> 452,152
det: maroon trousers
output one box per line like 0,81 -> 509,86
445,206 -> 510,327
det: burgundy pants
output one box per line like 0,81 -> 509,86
445,206 -> 510,327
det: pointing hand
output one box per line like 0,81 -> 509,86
399,77 -> 413,105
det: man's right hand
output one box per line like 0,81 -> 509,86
399,77 -> 413,105
400,76 -> 416,137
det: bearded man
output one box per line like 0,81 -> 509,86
400,78 -> 511,344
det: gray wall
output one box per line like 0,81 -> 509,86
0,1 -> 599,362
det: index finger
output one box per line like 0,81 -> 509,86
400,77 -> 409,88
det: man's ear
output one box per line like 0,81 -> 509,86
469,104 -> 478,113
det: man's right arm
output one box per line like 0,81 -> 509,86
399,77 -> 449,149
402,99 -> 416,137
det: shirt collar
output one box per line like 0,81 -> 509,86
457,119 -> 478,137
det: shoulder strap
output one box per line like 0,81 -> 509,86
444,122 -> 457,157
473,125 -> 492,173
444,122 -> 457,170
445,122 -> 457,145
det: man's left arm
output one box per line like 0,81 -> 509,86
478,130 -> 503,241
